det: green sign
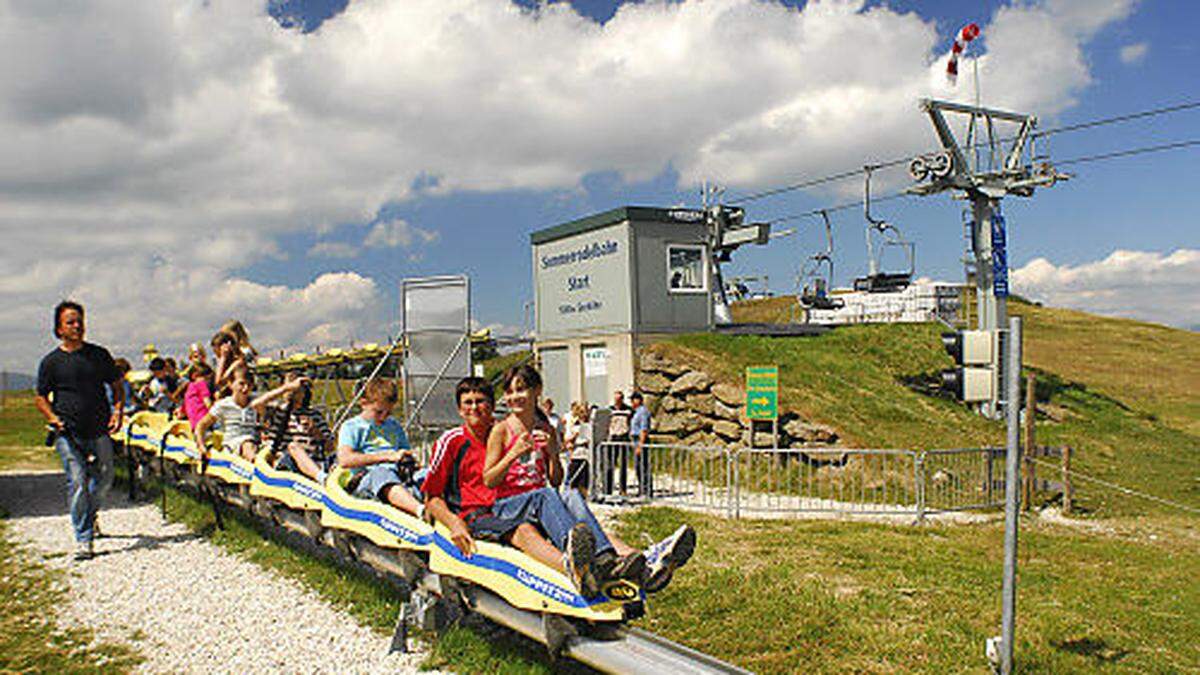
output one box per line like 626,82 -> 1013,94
745,365 -> 778,420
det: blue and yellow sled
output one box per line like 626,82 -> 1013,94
202,444 -> 254,486
126,411 -> 170,455
320,467 -> 432,552
426,523 -> 633,621
250,449 -> 326,512
161,421 -> 202,466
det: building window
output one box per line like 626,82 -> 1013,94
667,244 -> 707,293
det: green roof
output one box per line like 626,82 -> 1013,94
530,206 -> 706,245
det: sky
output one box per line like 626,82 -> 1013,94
1,0 -> 1197,373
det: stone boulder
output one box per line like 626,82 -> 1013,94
655,411 -> 704,435
681,430 -> 717,447
783,418 -> 839,444
685,392 -> 715,416
660,395 -> 687,413
640,353 -> 687,377
638,372 -> 672,395
669,370 -> 714,396
712,420 -> 743,441
712,399 -> 742,421
712,382 -> 745,406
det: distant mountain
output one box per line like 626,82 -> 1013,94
1,372 -> 35,391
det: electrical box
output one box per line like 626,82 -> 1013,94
941,330 -> 994,365
941,329 -> 998,404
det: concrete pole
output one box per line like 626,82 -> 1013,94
1000,316 -> 1023,674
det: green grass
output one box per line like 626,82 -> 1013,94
0,517 -> 143,673
617,507 -> 1200,674
0,390 -> 43,446
0,391 -> 57,472
659,301 -> 1200,517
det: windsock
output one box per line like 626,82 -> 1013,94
946,23 -> 981,85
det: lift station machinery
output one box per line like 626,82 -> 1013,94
909,98 -> 1069,416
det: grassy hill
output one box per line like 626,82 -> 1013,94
651,297 -> 1200,517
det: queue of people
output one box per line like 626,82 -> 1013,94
34,304 -> 692,596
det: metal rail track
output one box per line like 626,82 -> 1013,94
137,448 -> 751,674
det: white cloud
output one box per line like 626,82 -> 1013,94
2,259 -> 386,371
0,0 -> 1138,370
363,218 -> 439,249
1011,249 -> 1199,328
307,241 -> 358,259
1119,42 -> 1148,64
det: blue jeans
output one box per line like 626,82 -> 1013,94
353,464 -> 426,503
56,434 -> 114,543
562,487 -> 614,555
475,487 -> 613,555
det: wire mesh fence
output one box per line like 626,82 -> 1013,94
593,441 -> 1007,520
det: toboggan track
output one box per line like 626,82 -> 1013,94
118,412 -> 750,675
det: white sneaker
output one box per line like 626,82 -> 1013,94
564,523 -> 599,597
74,540 -> 94,561
642,524 -> 696,593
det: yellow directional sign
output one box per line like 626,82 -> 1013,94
745,365 -> 778,420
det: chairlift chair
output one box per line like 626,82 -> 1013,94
798,210 -> 845,311
853,166 -> 915,293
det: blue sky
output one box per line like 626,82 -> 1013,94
0,0 -> 1196,371
260,0 -> 1199,335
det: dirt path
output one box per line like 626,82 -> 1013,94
0,471 -> 439,674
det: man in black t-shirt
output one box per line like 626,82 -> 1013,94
34,301 -> 124,561
606,390 -> 633,497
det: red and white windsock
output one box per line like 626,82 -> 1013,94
946,22 -> 981,85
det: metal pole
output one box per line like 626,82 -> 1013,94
1000,317 -> 1023,674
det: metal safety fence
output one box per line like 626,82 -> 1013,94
592,442 -> 1008,520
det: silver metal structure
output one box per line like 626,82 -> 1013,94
855,166 -> 915,293
701,187 -> 791,323
799,210 -> 844,311
909,98 -> 1068,415
999,317 -> 1023,674
401,275 -> 472,430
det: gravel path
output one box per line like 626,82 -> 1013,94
0,470 -> 443,674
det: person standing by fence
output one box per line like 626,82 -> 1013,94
607,390 -> 632,497
34,300 -> 124,561
630,391 -> 652,499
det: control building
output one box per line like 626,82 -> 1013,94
531,206 -> 715,408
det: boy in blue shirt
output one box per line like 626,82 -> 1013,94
336,378 -> 424,518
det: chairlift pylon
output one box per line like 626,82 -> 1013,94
798,210 -> 844,311
853,165 -> 915,293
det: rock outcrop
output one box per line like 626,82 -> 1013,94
635,349 -> 840,449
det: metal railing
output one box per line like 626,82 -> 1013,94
593,442 -> 1007,520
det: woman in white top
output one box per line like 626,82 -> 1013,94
562,401 -> 593,497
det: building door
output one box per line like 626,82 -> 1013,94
539,347 -> 571,413
582,344 -> 610,408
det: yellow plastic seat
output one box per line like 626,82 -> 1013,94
250,448 -> 326,511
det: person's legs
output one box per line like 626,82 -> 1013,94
561,488 -> 620,555
602,443 -> 614,497
55,435 -> 93,543
84,436 -> 114,534
637,446 -> 652,499
567,459 -> 589,500
507,522 -> 566,573
381,484 -> 423,517
91,435 -> 115,501
239,440 -> 258,462
355,463 -> 423,517
286,443 -> 323,482
616,437 -> 629,494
